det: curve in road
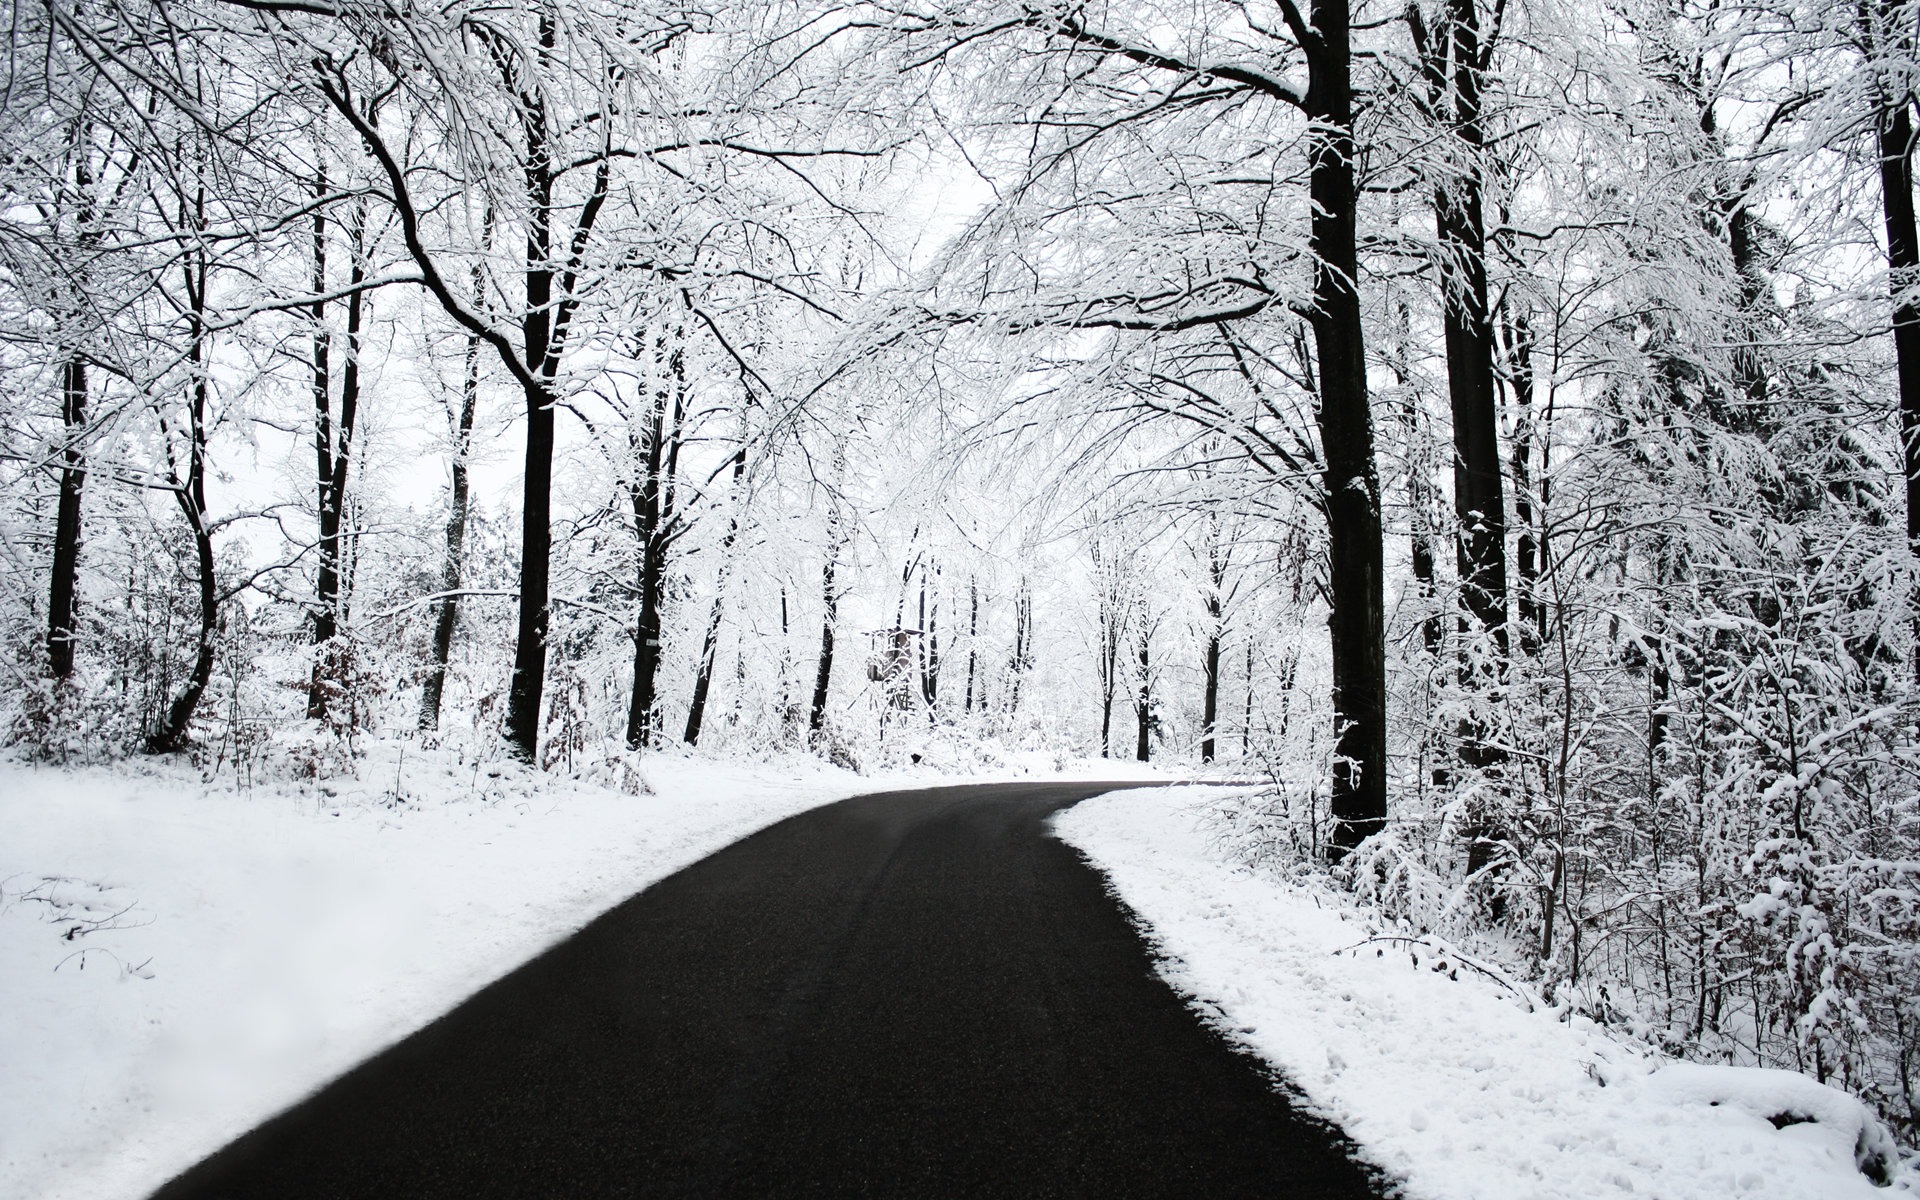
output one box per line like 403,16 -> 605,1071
151,780 -> 1389,1199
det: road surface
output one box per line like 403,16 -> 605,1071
152,780 -> 1388,1198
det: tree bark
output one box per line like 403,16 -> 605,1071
503,18 -> 562,760
1877,92 -> 1920,680
1100,584 -> 1119,757
1308,0 -> 1388,852
685,443 -> 748,746
1008,580 -> 1032,715
48,354 -> 87,680
1242,640 -> 1256,756
308,190 -> 366,721
1421,0 -> 1510,667
306,169 -> 333,717
625,328 -> 683,750
149,239 -> 216,755
809,475 -> 847,744
1503,306 -> 1543,658
1134,622 -> 1152,762
1201,559 -> 1223,763
919,566 -> 940,709
418,214 -> 490,734
964,576 -> 978,714
504,379 -> 556,758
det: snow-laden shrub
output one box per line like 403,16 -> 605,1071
1645,1063 -> 1902,1185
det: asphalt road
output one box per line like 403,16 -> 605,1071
150,780 -> 1389,1199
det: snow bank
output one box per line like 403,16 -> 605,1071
0,749 -> 880,1200
1646,1063 -> 1902,1185
1052,786 -> 1915,1200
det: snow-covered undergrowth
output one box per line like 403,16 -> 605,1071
1053,786 -> 1917,1200
0,746 -> 946,1200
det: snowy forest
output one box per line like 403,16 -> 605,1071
5,0 -> 1920,1161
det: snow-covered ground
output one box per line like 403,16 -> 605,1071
6,748 -> 1137,1200
1054,785 -> 1915,1200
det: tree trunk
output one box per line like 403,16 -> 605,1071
1100,590 -> 1119,757
1007,580 -> 1033,715
809,484 -> 846,744
808,560 -> 838,742
48,354 -> 86,680
625,328 -> 682,750
418,221 -> 489,734
919,566 -> 940,709
1503,306 -> 1543,658
1242,640 -> 1256,756
964,577 -> 978,714
48,130 -> 100,683
1134,624 -> 1151,762
1201,589 -> 1222,764
308,193 -> 366,721
1387,300 -> 1442,659
501,11 -> 574,763
504,378 -> 556,760
306,169 -> 334,717
685,443 -> 748,746
149,242 -> 216,754
1426,0 -> 1509,669
1308,0 -> 1387,852
1877,93 -> 1920,680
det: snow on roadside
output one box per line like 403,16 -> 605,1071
1053,786 -> 1915,1200
0,748 -> 893,1200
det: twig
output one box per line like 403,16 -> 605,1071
1332,934 -> 1538,1012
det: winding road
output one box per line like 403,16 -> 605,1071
151,780 -> 1388,1198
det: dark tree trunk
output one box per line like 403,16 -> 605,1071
1877,94 -> 1920,680
625,328 -> 683,751
1503,307 -> 1543,658
808,565 -> 838,742
149,242 -> 216,755
48,354 -> 86,680
1242,641 -> 1256,756
306,171 -> 333,717
308,194 -> 366,721
1423,0 -> 1509,668
418,225 -> 489,734
1007,581 -> 1033,715
1276,647 -> 1299,741
1387,301 -> 1442,660
964,577 -> 978,714
503,26 -> 560,761
685,443 -> 748,746
1134,625 -> 1151,762
683,597 -> 724,745
48,131 -> 100,683
1100,591 -> 1119,757
1308,0 -> 1387,852
504,379 -> 556,759
1201,626 -> 1220,763
1414,0 -> 1508,888
809,492 -> 846,743
919,567 -> 940,709
1201,585 -> 1222,764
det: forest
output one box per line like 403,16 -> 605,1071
3,0 -> 1919,1151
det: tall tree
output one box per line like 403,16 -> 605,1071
1407,0 -> 1511,671
916,0 -> 1389,846
306,162 -> 375,722
1860,0 -> 1920,674
418,206 -> 493,735
624,322 -> 688,750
